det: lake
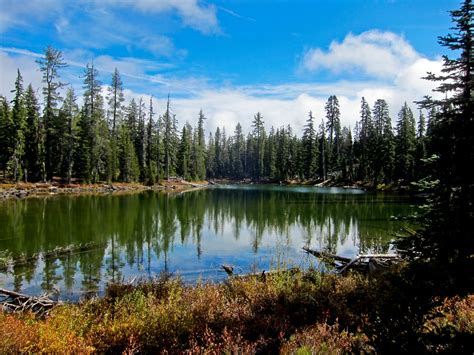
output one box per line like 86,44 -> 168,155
0,185 -> 417,300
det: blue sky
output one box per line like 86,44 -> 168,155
0,0 -> 459,132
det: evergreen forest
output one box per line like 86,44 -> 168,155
1,51 -> 433,187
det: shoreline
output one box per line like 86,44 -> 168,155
0,180 -> 209,200
0,178 -> 417,200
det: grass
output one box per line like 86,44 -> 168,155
1,267 -> 473,353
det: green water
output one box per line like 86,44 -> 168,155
0,185 -> 417,300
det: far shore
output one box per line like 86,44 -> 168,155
0,177 -> 417,200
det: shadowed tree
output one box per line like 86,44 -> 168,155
397,0 -> 474,294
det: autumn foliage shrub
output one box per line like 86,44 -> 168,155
0,270 -> 472,353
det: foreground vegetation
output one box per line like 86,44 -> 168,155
1,269 -> 472,353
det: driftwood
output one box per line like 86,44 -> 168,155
314,179 -> 332,187
0,288 -> 60,316
302,246 -> 351,264
303,247 -> 403,275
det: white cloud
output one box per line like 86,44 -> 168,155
0,0 -> 63,32
0,51 -> 43,99
0,0 -> 219,35
93,0 -> 219,34
302,30 -> 420,79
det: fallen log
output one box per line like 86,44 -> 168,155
0,288 -> 60,316
303,247 -> 403,275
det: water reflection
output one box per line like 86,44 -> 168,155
0,186 -> 416,299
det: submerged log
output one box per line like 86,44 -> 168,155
221,264 -> 234,276
0,242 -> 106,271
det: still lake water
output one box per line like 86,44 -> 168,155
0,185 -> 417,300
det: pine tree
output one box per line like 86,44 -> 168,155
231,123 -> 245,179
0,96 -> 13,177
318,119 -> 328,180
325,95 -> 342,175
196,110 -> 207,180
36,46 -> 67,179
341,127 -> 354,181
288,128 -> 299,178
177,123 -> 193,180
74,108 -> 91,181
206,132 -> 215,178
145,97 -> 157,184
252,112 -> 265,179
58,87 -> 78,182
23,85 -> 43,181
9,70 -> 27,181
107,68 -> 125,135
264,126 -> 277,179
275,126 -> 289,180
162,96 -> 178,179
213,127 -> 223,177
414,110 -> 427,178
136,98 -> 147,180
356,97 -> 374,181
395,102 -> 417,182
372,99 -> 394,185
81,63 -> 106,182
118,122 -> 139,182
302,111 -> 318,180
107,68 -> 125,181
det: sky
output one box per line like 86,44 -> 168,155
0,0 -> 460,133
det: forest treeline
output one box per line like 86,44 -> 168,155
1,47 -> 433,186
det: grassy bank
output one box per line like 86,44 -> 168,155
1,268 -> 472,353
